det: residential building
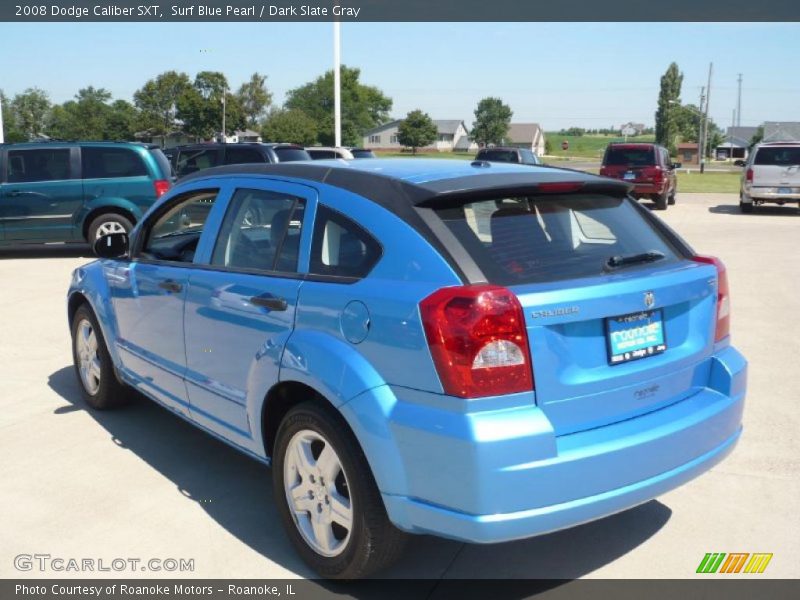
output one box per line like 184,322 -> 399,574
501,123 -> 546,157
716,126 -> 759,159
677,142 -> 699,165
362,119 -> 471,152
762,122 -> 800,142
620,122 -> 646,137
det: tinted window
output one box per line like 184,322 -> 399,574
142,190 -> 218,262
603,147 -> 655,166
82,147 -> 147,179
754,147 -> 800,166
477,150 -> 519,163
307,149 -> 336,160
176,148 -> 220,177
212,188 -> 305,273
309,206 -> 381,279
434,194 -> 679,285
273,147 -> 311,162
351,149 -> 376,158
520,149 -> 539,165
7,149 -> 71,183
224,146 -> 265,165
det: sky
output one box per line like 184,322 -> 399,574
1,22 -> 798,131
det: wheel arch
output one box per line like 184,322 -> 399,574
80,201 -> 141,241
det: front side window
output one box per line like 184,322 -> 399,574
434,194 -> 680,285
82,147 -> 147,179
176,148 -> 220,177
141,190 -> 218,262
7,149 -> 71,183
212,188 -> 305,273
309,206 -> 381,279
224,147 -> 264,165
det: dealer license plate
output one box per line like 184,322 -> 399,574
606,309 -> 667,365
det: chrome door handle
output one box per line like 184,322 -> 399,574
249,295 -> 288,311
158,280 -> 183,293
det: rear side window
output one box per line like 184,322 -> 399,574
351,149 -> 375,158
7,149 -> 71,183
754,147 -> 800,166
82,147 -> 147,179
274,147 -> 311,162
603,147 -> 655,166
142,190 -> 219,263
224,146 -> 265,165
308,149 -> 335,159
478,150 -> 519,163
434,194 -> 680,285
176,148 -> 220,177
149,148 -> 173,178
309,206 -> 381,279
211,188 -> 305,273
520,149 -> 539,165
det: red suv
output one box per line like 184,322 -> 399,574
599,143 -> 679,210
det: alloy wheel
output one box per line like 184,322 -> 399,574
76,319 -> 101,395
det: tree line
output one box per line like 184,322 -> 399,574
0,65 -> 394,147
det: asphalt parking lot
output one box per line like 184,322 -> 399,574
1,193 -> 797,580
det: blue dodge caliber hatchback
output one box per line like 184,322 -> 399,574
67,159 -> 746,578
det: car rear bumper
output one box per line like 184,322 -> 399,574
743,188 -> 800,202
341,346 -> 746,544
630,182 -> 667,196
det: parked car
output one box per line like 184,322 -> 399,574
306,147 -> 355,160
599,142 -> 679,210
739,142 -> 800,213
347,147 -> 376,159
475,146 -> 542,166
169,143 -> 311,179
0,141 -> 171,246
69,159 -> 746,579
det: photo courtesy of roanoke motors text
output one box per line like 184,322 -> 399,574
1,1 -> 798,599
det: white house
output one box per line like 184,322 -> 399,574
362,119 -> 472,152
620,122 -> 646,137
502,123 -> 546,157
716,126 -> 759,159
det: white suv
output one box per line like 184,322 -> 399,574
740,142 -> 800,213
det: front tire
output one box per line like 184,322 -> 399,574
273,402 -> 408,579
71,304 -> 130,410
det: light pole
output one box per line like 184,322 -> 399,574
0,93 -> 5,144
221,89 -> 226,143
333,21 -> 342,148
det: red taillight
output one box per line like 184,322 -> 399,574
645,165 -> 663,183
153,179 -> 170,198
599,166 -> 607,176
745,168 -> 754,183
693,255 -> 731,342
537,182 -> 583,194
420,285 -> 534,398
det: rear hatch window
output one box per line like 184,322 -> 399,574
754,146 -> 800,165
604,146 -> 655,166
274,147 -> 311,162
434,194 -> 680,286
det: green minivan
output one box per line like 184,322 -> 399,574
0,141 -> 172,246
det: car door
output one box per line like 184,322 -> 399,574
1,146 -> 82,242
183,180 -> 313,446
107,185 -> 225,416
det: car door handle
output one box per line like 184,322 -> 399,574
249,295 -> 288,311
158,280 -> 183,293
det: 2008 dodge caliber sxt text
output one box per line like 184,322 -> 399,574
67,159 -> 747,579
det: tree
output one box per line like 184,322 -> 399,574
105,100 -> 139,141
673,104 -> 723,158
750,126 -> 764,148
1,89 -> 26,142
236,72 -> 272,127
48,87 -> 115,140
654,63 -> 683,155
133,71 -> 193,143
177,72 -> 245,140
10,88 -> 51,139
471,97 -> 512,146
261,108 -> 318,145
397,110 -> 437,154
285,65 -> 392,146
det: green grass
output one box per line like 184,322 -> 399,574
544,134 -> 656,159
676,171 -> 741,194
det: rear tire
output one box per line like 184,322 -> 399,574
739,201 -> 754,214
71,304 -> 130,410
87,213 -> 133,244
654,193 -> 668,211
668,189 -> 676,205
273,401 -> 408,579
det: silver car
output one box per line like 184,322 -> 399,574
740,142 -> 800,213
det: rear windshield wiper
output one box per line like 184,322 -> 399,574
605,250 -> 665,270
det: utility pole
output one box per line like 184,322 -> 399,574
736,73 -> 742,127
698,87 -> 705,171
0,93 -> 4,144
221,88 -> 226,143
333,21 -> 342,148
701,63 -> 713,174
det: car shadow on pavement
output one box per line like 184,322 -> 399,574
48,366 -> 671,589
709,204 -> 800,216
0,245 -> 93,259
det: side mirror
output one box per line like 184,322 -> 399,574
671,162 -> 682,169
93,232 -> 129,259
733,159 -> 746,167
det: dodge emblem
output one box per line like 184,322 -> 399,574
644,291 -> 655,309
